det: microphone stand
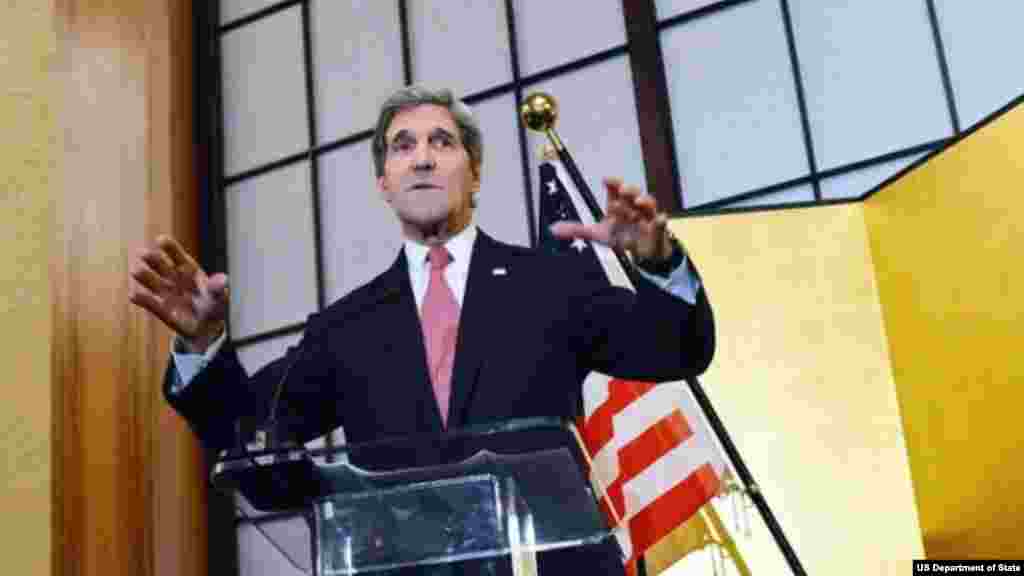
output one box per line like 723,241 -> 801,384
520,93 -> 807,576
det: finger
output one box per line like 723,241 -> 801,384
603,177 -> 624,203
140,248 -> 175,279
633,195 -> 659,221
616,184 -> 641,203
129,286 -> 186,334
607,198 -> 637,224
156,235 -> 191,266
549,221 -> 605,243
130,258 -> 175,294
158,238 -> 205,294
157,235 -> 201,281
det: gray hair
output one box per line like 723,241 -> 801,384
371,85 -> 483,179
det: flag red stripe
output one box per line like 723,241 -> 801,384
603,410 -> 692,518
619,410 -> 693,479
626,463 -> 722,558
579,379 -> 657,454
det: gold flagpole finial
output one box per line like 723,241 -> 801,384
520,92 -> 558,132
520,92 -> 566,151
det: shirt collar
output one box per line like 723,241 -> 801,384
403,223 -> 478,272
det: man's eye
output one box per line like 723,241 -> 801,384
431,135 -> 455,148
390,140 -> 414,153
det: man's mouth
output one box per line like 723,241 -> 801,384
410,183 -> 441,191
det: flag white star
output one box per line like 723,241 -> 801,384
547,180 -> 558,195
571,238 -> 587,252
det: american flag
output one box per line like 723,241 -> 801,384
538,159 -> 727,575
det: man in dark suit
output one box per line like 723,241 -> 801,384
130,85 -> 714,575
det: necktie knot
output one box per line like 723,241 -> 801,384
428,246 -> 451,271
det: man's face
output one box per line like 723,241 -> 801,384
377,104 -> 480,239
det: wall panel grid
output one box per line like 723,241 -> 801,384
203,0 -> 1024,569
207,0 -> 1024,415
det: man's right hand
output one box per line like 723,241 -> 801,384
129,235 -> 229,354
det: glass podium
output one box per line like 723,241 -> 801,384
212,418 -> 619,575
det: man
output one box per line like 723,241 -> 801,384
130,86 -> 715,575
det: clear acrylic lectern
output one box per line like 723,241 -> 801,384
211,418 -> 618,575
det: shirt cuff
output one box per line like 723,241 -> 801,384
169,330 -> 228,394
634,253 -> 701,304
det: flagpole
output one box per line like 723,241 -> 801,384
521,92 -> 808,576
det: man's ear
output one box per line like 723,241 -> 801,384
376,176 -> 390,203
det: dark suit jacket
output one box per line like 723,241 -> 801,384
165,230 -> 715,575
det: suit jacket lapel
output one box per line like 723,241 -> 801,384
447,232 -> 511,428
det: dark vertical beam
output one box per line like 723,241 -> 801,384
194,2 -> 238,575
621,0 -> 683,212
398,0 -> 413,85
924,0 -> 961,134
778,0 -> 822,200
300,0 -> 326,310
197,0 -> 228,276
504,0 -> 538,247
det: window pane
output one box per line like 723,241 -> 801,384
408,0 -> 512,98
472,94 -> 531,247
220,0 -> 283,26
720,184 -> 814,209
791,0 -> 951,170
227,162 -> 318,339
222,7 -> 309,176
236,332 -> 302,375
514,0 -> 626,77
311,0 -> 404,143
319,141 -> 404,304
655,0 -> 726,22
237,521 -> 309,576
662,1 -> 808,206
821,153 -> 927,201
934,0 -> 1024,129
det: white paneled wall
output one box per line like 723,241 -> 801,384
408,0 -> 512,97
311,0 -> 404,143
227,162 -> 318,339
934,0 -> 1024,128
221,7 -> 309,177
319,141 -> 405,303
789,0 -> 951,170
214,1 -> 1023,573
662,1 -> 808,207
220,0 -> 284,26
473,93 -> 532,247
513,0 -> 627,76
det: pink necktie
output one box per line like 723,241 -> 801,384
421,246 -> 460,426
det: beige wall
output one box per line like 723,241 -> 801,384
662,205 -> 924,573
51,1 -> 206,575
1,1 -> 56,574
864,102 -> 1024,558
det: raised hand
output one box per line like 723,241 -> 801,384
129,235 -> 229,353
548,177 -> 673,262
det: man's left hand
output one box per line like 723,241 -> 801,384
548,177 -> 673,262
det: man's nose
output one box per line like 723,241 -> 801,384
413,144 -> 435,171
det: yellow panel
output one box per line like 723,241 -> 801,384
657,205 -> 923,574
864,101 -> 1024,558
0,2 -> 55,575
